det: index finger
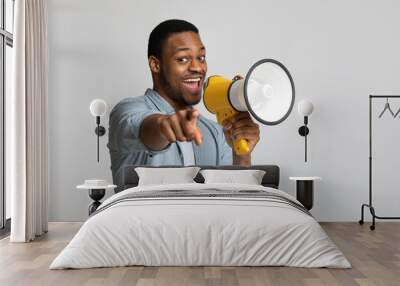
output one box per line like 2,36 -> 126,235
177,108 -> 202,144
186,108 -> 200,121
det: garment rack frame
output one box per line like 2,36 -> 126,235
359,95 -> 400,230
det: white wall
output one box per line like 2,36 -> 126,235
47,0 -> 400,221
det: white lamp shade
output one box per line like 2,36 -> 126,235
298,99 -> 314,116
89,99 -> 107,117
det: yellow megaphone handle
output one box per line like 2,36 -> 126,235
234,138 -> 250,155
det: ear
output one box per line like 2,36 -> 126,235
148,56 -> 160,73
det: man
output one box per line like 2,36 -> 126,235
108,19 -> 260,186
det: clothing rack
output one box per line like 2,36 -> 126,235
359,95 -> 400,230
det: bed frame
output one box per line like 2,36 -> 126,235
115,165 -> 280,193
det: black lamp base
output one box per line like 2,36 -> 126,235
88,189 -> 106,215
296,180 -> 314,210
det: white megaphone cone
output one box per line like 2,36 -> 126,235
203,59 -> 295,155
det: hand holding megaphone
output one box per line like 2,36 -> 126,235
158,108 -> 203,145
221,75 -> 260,155
222,112 -> 260,155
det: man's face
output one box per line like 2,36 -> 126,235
158,31 -> 207,107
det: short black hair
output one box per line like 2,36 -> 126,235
148,19 -> 199,59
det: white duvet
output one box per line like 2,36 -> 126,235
50,183 -> 351,269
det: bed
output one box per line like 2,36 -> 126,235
50,165 -> 350,269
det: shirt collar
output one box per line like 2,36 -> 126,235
144,88 -> 206,124
144,88 -> 175,114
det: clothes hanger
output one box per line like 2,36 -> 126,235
378,97 -> 395,118
394,106 -> 400,118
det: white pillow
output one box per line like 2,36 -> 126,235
200,169 -> 266,185
135,167 -> 200,186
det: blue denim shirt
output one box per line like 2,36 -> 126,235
108,89 -> 233,185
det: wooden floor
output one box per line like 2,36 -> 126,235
0,222 -> 399,286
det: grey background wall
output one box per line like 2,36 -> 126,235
48,0 -> 400,222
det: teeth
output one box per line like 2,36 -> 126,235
183,78 -> 201,83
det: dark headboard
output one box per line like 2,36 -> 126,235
115,165 -> 280,193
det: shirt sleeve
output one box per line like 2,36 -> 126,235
218,126 -> 233,165
108,97 -> 169,154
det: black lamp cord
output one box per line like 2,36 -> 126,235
304,116 -> 308,162
96,116 -> 100,162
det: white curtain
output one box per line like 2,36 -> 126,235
8,0 -> 49,242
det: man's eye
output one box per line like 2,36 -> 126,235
178,58 -> 189,63
199,55 -> 206,62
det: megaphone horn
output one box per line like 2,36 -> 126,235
203,59 -> 295,155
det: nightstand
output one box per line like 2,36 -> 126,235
289,177 -> 321,210
77,179 -> 116,215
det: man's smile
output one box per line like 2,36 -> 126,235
181,76 -> 204,95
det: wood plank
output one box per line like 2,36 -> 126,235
0,222 -> 399,286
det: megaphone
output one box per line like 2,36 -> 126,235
203,59 -> 295,155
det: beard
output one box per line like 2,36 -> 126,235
159,68 -> 202,107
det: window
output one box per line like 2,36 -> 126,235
0,0 -> 14,235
